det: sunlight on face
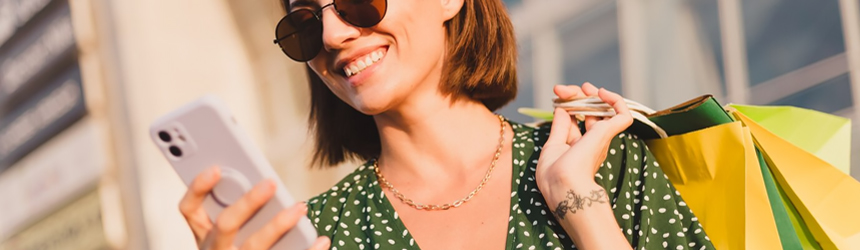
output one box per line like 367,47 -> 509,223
288,0 -> 454,115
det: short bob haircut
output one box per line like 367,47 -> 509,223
280,0 -> 518,167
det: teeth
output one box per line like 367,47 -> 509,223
344,49 -> 386,77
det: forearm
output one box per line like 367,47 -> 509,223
548,181 -> 632,250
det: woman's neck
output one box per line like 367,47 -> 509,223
372,92 -> 510,184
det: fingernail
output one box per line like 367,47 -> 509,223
207,167 -> 220,179
319,237 -> 331,249
257,179 -> 274,192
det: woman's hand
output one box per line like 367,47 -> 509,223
536,82 -> 633,200
179,167 -> 331,250
535,83 -> 634,249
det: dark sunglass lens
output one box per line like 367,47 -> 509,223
275,9 -> 323,61
336,0 -> 386,27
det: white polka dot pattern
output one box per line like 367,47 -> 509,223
305,122 -> 714,249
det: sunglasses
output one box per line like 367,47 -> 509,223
273,0 -> 388,62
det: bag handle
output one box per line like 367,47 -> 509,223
553,97 -> 669,138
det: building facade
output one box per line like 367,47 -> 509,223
498,0 -> 860,176
0,0 -> 858,249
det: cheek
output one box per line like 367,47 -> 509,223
307,57 -> 330,78
307,60 -> 351,101
381,8 -> 447,76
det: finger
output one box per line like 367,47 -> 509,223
573,89 -> 635,156
598,88 -> 634,135
541,108 -> 574,165
546,108 -> 572,147
582,82 -> 599,96
213,179 -> 277,249
567,117 -> 582,145
180,167 -> 221,242
599,88 -> 630,116
553,85 -> 584,101
241,203 -> 308,249
584,116 -> 600,132
309,236 -> 331,250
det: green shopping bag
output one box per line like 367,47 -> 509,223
757,148 -> 813,249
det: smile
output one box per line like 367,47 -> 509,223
344,48 -> 387,78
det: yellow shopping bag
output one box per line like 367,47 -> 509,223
736,112 -> 860,249
646,121 -> 781,249
524,95 -> 830,249
731,105 -> 851,174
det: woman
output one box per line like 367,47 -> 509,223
178,0 -> 715,249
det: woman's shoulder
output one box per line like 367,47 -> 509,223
306,161 -> 375,211
305,162 -> 411,246
305,161 -> 392,238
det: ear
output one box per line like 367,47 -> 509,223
440,0 -> 465,21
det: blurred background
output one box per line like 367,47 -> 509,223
0,0 -> 857,249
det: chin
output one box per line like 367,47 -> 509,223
347,96 -> 393,116
344,80 -> 406,116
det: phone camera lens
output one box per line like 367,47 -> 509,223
169,146 -> 183,157
158,131 -> 172,142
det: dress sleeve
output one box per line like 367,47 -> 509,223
306,192 -> 333,238
595,132 -> 715,250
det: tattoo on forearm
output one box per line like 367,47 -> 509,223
552,189 -> 608,220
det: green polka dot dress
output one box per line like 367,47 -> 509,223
306,121 -> 715,249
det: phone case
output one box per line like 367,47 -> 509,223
149,95 -> 317,249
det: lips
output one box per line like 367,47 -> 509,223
344,49 -> 386,77
334,46 -> 388,78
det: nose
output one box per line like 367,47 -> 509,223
320,7 -> 361,52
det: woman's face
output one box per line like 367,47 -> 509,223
289,0 -> 463,115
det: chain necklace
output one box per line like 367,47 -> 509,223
373,115 -> 506,211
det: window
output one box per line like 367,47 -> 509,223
689,0 -> 726,94
558,3 -> 622,94
771,73 -> 853,114
743,0 -> 845,85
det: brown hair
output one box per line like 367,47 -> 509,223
282,0 -> 518,167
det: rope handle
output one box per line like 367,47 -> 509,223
553,96 -> 669,138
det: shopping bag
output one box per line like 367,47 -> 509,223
538,95 -> 783,249
646,121 -> 781,249
735,112 -> 860,249
731,105 -> 851,174
729,104 -> 836,249
522,95 -> 842,249
756,148 -> 809,249
772,167 -> 823,250
643,95 -> 734,137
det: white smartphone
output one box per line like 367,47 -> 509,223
149,95 -> 317,249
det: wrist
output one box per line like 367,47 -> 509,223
545,181 -> 607,220
540,174 -> 600,201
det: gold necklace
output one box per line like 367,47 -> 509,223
373,115 -> 506,211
